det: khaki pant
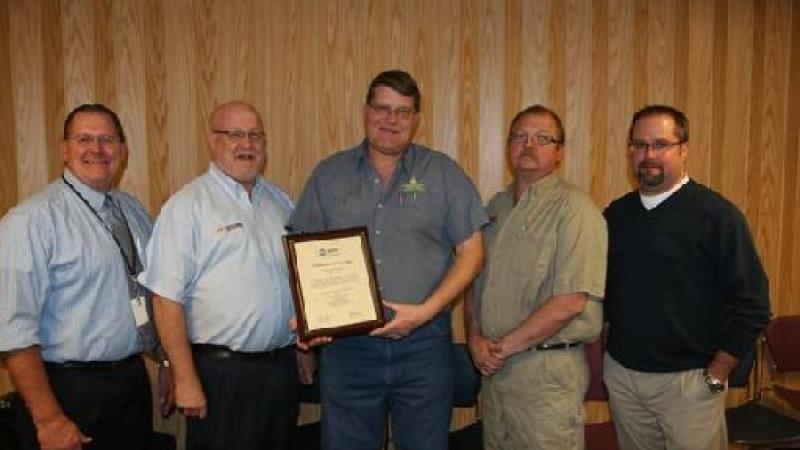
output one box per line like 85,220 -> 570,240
603,353 -> 727,450
482,346 -> 588,450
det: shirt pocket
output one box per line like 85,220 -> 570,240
509,225 -> 557,279
397,189 -> 443,235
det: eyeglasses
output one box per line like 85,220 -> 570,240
509,132 -> 561,146
212,130 -> 267,144
628,140 -> 685,153
68,134 -> 122,147
368,103 -> 417,121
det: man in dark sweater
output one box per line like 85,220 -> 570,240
603,104 -> 771,450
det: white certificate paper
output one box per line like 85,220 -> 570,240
284,227 -> 384,339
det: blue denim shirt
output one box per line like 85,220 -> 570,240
288,140 -> 488,304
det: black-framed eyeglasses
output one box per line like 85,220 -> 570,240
509,132 -> 561,146
368,103 -> 417,121
628,140 -> 685,153
212,130 -> 267,144
68,134 -> 122,148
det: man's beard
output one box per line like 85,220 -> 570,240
638,163 -> 664,188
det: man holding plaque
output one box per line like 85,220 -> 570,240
464,105 -> 607,449
288,70 -> 487,450
139,101 -> 301,450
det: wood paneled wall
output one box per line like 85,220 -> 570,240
1,0 -> 799,430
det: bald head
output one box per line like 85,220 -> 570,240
207,101 -> 267,194
209,101 -> 264,130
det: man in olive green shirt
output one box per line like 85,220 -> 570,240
465,105 -> 607,450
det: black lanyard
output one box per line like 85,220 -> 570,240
61,175 -> 138,276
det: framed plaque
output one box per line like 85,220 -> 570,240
283,226 -> 385,340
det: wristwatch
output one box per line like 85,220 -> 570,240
703,369 -> 726,394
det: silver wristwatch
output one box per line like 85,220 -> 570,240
703,369 -> 726,394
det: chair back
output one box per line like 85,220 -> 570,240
765,315 -> 800,372
452,343 -> 481,408
728,346 -> 756,389
584,340 -> 608,401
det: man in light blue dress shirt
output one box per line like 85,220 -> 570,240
0,104 -> 167,450
139,101 -> 301,450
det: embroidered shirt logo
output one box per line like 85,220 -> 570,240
216,222 -> 244,234
399,177 -> 425,205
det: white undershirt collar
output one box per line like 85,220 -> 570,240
639,175 -> 690,210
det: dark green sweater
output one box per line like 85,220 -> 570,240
604,180 -> 770,372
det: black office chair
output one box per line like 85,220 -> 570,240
449,342 -> 483,450
726,321 -> 800,449
0,393 -> 18,450
292,368 -> 322,450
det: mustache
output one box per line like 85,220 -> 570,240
638,161 -> 661,170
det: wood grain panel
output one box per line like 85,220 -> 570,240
411,0 -> 433,148
503,0 -> 521,129
0,0 -> 18,214
93,0 -> 116,105
604,0 -> 635,203
589,0 -> 608,203
1,0 -> 800,432
62,0 -> 94,113
751,0 -> 791,297
779,1 -> 800,315
646,0 -> 675,103
430,0 -> 459,160
549,0 -> 566,118
214,0 -> 248,101
41,0 -> 63,180
719,0 -> 753,210
477,0 -> 506,199
8,0 -> 48,198
458,0 -> 480,186
685,0 -> 716,186
709,0 -> 728,191
193,0 -> 216,180
163,0 -> 202,197
672,0 -> 689,113
519,0 -> 551,106
144,0 -> 169,214
632,0 -> 649,109
563,0 -> 592,190
113,0 -> 149,205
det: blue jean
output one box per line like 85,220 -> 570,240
320,313 -> 454,450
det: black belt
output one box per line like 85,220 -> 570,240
535,341 -> 583,351
45,354 -> 141,370
191,344 -> 293,361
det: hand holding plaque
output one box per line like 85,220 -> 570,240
283,227 -> 385,340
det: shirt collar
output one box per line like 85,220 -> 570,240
356,139 -> 417,177
639,175 -> 690,210
513,172 -> 561,204
208,162 -> 265,200
63,169 -> 108,211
